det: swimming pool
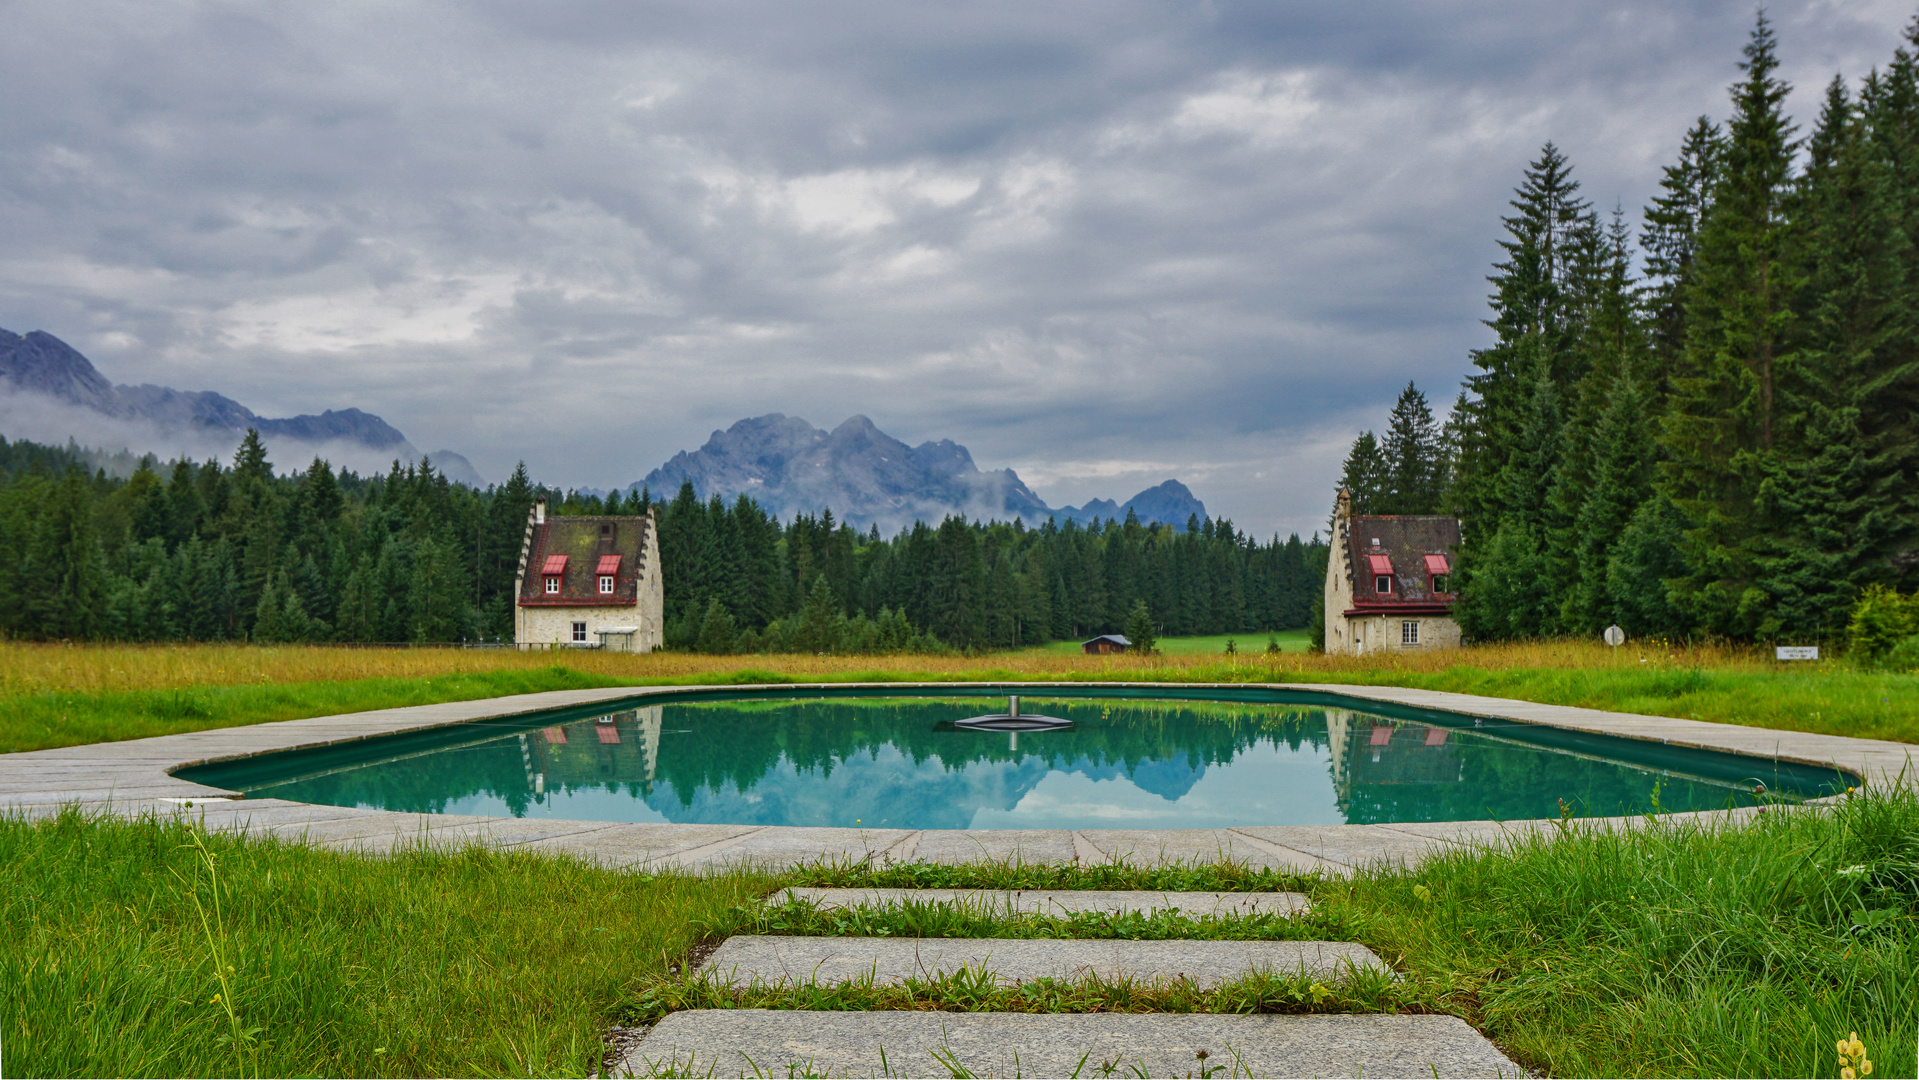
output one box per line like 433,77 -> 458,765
175,687 -> 1853,830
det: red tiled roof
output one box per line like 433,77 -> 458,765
596,554 -> 622,575
1367,553 -> 1393,575
1424,554 -> 1451,575
542,554 -> 569,575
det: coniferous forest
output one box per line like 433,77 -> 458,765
0,432 -> 1326,650
6,16 -> 1914,650
1338,15 -> 1919,644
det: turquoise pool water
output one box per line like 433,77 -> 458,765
178,690 -> 1851,830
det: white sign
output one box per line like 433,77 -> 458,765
1603,625 -> 1625,647
1776,646 -> 1820,661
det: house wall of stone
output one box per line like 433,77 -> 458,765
1323,490 -> 1356,653
516,607 -> 658,652
1340,613 -> 1463,654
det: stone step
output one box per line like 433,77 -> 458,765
617,1009 -> 1524,1078
697,935 -> 1387,990
771,887 -> 1311,918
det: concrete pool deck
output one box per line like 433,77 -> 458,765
1,681 -> 1913,873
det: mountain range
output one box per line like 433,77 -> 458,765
0,328 -> 486,485
639,413 -> 1205,532
0,327 -> 1207,530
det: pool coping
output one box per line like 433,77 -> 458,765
3,681 -> 1912,875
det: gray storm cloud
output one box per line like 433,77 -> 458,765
0,0 -> 1910,538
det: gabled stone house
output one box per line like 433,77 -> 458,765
514,499 -> 663,652
1323,487 -> 1462,654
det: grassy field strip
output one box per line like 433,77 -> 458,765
4,639 -> 1916,755
4,791 -> 1915,1077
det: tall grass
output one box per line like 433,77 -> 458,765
646,790 -> 1919,1079
5,791 -> 1914,1077
2,639 -> 1913,754
1334,787 -> 1919,1076
0,808 -> 765,1078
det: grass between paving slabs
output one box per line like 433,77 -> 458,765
6,637 -> 1918,755
623,788 -> 1919,1079
6,792 -> 1915,1078
0,807 -> 767,1079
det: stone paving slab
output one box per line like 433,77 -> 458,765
697,936 -> 1387,989
684,827 -> 916,871
910,828 -> 1078,865
619,1009 -> 1524,1078
1228,825 -> 1453,871
510,823 -> 765,867
772,887 -> 1312,917
1078,829 -> 1343,873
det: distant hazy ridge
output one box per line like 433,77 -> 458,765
641,413 -> 1206,532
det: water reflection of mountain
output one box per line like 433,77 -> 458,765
267,699 -> 1322,826
259,696 -> 1766,827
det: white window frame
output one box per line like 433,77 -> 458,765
544,576 -> 560,595
1375,575 -> 1393,594
571,621 -> 587,643
598,575 -> 615,595
1402,620 -> 1419,645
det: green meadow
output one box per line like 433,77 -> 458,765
3,792 -> 1914,1078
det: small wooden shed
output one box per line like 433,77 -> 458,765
1081,634 -> 1132,655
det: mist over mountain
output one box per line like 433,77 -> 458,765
639,413 -> 1206,533
0,328 -> 486,485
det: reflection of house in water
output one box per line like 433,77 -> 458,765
519,707 -> 665,794
1325,709 -> 1463,815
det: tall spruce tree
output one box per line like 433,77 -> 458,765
1642,117 -> 1725,385
1379,383 -> 1444,514
1452,144 -> 1591,638
1337,431 -> 1387,515
1660,12 -> 1800,636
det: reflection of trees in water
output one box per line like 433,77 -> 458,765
262,696 -> 1762,825
1325,709 -> 1757,823
268,699 -> 1328,820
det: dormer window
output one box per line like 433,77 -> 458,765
595,554 -> 621,597
541,554 -> 568,596
1424,554 -> 1452,594
1367,553 -> 1394,596
599,576 -> 615,594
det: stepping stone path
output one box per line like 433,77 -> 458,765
772,887 -> 1313,917
616,887 -> 1525,1079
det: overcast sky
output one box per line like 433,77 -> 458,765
2,0 -> 1912,537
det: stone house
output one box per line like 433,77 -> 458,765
1322,487 -> 1462,654
514,499 -> 663,652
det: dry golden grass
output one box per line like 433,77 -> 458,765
3,637 -> 1912,752
0,636 -> 1769,697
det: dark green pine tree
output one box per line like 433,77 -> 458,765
1642,117 -> 1725,389
33,468 -> 109,639
1856,43 -> 1919,589
1547,210 -> 1648,631
1452,143 -> 1590,585
1658,12 -> 1801,636
1379,383 -> 1444,514
1458,351 -> 1563,640
1563,365 -> 1655,632
1337,431 -> 1387,515
1750,75 -> 1914,636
